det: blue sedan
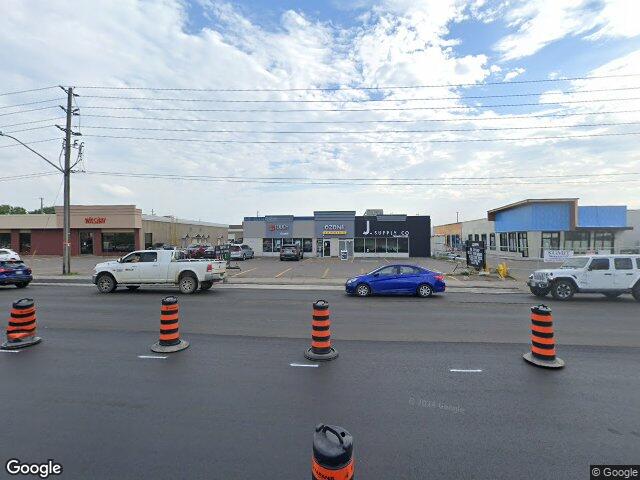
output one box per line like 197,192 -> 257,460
0,261 -> 32,289
345,264 -> 446,298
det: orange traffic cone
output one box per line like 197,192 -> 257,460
523,304 -> 564,368
312,424 -> 354,480
1,298 -> 42,350
305,300 -> 338,361
150,296 -> 189,353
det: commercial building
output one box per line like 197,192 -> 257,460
0,205 -> 228,256
242,211 -> 431,258
432,222 -> 462,250
433,198 -> 637,259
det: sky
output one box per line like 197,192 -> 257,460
1,0 -> 640,226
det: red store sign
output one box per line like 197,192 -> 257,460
84,216 -> 107,224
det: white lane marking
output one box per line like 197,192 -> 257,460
31,282 -> 94,287
232,267 -> 258,277
290,363 -> 319,368
275,267 -> 293,278
0,350 -> 20,353
450,369 -> 483,373
138,355 -> 167,359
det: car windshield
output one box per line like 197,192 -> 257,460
0,261 -> 25,268
230,246 -> 241,251
560,257 -> 589,269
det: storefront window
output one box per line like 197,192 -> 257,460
303,238 -> 313,253
375,238 -> 387,253
19,232 -> 31,254
593,231 -> 614,253
354,238 -> 364,253
273,238 -> 282,251
386,238 -> 398,253
517,232 -> 528,257
489,233 -> 496,250
508,232 -> 517,252
564,231 -> 590,254
144,233 -> 153,249
102,232 -> 135,253
364,238 -> 375,253
0,233 -> 10,248
499,233 -> 508,252
262,238 -> 273,252
397,237 -> 409,253
540,231 -> 560,257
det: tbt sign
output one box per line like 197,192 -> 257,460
466,241 -> 486,270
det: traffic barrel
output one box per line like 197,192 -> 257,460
305,299 -> 338,361
523,304 -> 564,368
1,298 -> 42,350
312,424 -> 354,480
150,296 -> 189,353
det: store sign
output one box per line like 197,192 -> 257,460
466,241 -> 486,270
84,216 -> 107,224
543,249 -> 573,262
265,218 -> 292,238
355,217 -> 409,238
322,224 -> 347,235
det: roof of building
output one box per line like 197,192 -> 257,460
487,198 -> 579,221
142,214 -> 227,228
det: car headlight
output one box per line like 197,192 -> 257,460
528,274 -> 533,279
346,278 -> 356,284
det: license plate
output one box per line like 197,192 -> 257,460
17,270 -> 23,275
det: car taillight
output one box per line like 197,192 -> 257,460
435,275 -> 444,281
0,268 -> 8,273
207,264 -> 212,272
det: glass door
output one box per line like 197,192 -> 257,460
80,231 -> 94,255
338,239 -> 354,260
323,240 -> 331,257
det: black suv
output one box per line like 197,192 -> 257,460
280,245 -> 302,261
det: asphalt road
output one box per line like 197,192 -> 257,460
0,285 -> 638,479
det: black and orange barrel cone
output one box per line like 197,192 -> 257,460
523,304 -> 564,368
312,424 -> 354,480
150,296 -> 189,353
1,298 -> 42,350
305,299 -> 338,361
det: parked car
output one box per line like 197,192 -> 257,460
230,244 -> 254,260
280,245 -> 302,261
345,264 -> 445,297
0,248 -> 21,262
186,244 -> 211,259
0,260 -> 32,288
528,254 -> 640,301
92,249 -> 226,294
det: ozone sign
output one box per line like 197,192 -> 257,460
322,224 -> 347,235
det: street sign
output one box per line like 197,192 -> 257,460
466,241 -> 486,271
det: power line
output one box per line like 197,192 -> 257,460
74,73 -> 640,92
0,138 -> 60,148
0,86 -> 59,97
80,109 -> 640,124
80,96 -> 640,113
0,106 -> 59,117
0,98 -> 62,110
80,170 -> 640,187
82,131 -> 640,144
0,172 -> 59,182
3,125 -> 57,134
85,169 -> 640,181
77,86 -> 640,103
78,121 -> 640,135
0,116 -> 65,129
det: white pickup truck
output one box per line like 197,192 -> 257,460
528,254 -> 640,301
92,249 -> 226,294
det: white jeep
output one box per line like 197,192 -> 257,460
528,255 -> 640,301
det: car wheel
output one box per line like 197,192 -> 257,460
200,280 -> 213,291
632,284 -> 640,302
603,292 -> 622,299
417,283 -> 433,298
356,284 -> 370,297
242,254 -> 246,260
15,282 -> 29,289
126,286 -> 140,291
551,280 -> 575,301
96,273 -> 117,293
179,273 -> 198,294
529,286 -> 550,298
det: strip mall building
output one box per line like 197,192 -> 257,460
0,205 -> 228,255
243,211 -> 431,258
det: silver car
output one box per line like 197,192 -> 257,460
230,244 -> 254,260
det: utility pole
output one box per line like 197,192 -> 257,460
62,87 -> 73,275
456,211 -> 459,223
39,197 -> 44,214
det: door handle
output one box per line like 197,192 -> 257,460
604,273 -> 612,276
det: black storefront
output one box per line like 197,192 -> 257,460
354,215 -> 431,257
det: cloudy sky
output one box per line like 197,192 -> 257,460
1,0 -> 640,226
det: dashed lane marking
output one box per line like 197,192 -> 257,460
321,268 -> 330,279
450,369 -> 483,373
0,350 -> 20,353
290,363 -> 319,368
138,355 -> 167,359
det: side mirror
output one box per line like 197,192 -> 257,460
373,273 -> 379,277
587,265 -> 593,271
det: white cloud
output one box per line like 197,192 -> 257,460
503,67 -> 525,81
0,0 -> 639,227
493,0 -> 640,61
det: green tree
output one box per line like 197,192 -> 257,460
0,204 -> 10,215
28,206 -> 55,214
9,206 -> 27,214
